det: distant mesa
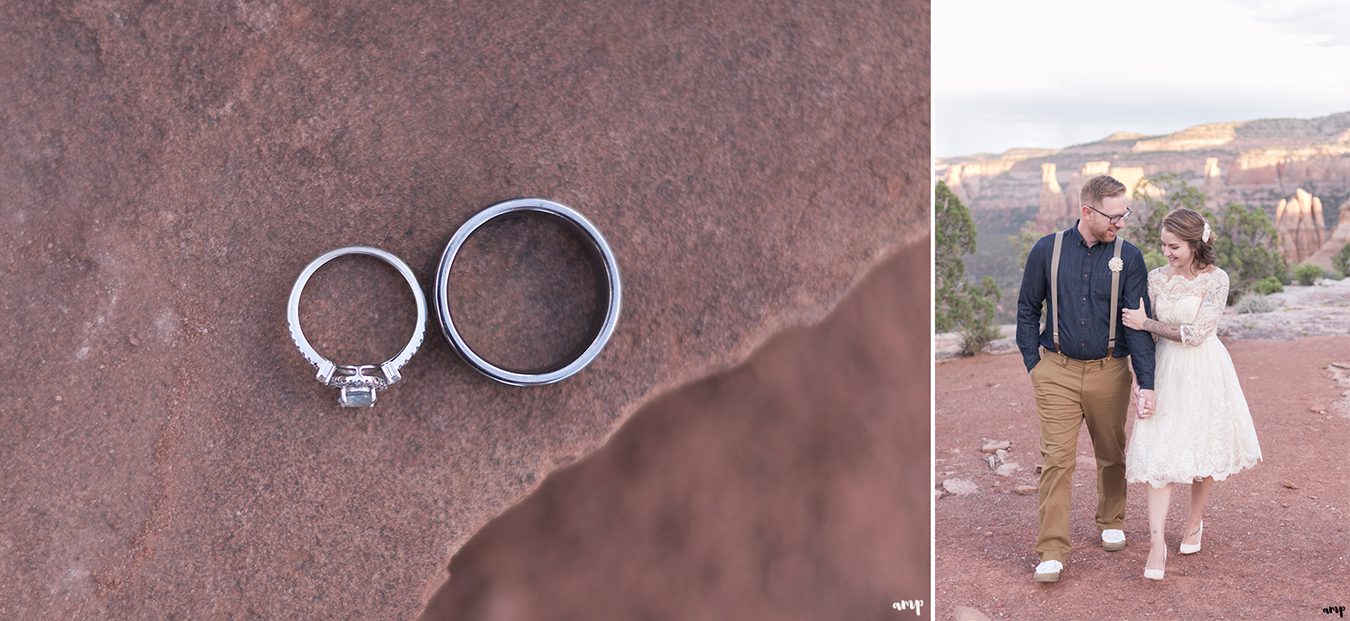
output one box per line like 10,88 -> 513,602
1132,122 -> 1239,152
936,111 -> 1350,265
1003,147 -> 1060,159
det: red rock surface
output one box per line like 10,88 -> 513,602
0,1 -> 928,618
936,337 -> 1350,620
421,242 -> 931,620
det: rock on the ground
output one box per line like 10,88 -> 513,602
981,439 -> 1011,453
952,606 -> 992,621
995,462 -> 1021,477
943,478 -> 980,496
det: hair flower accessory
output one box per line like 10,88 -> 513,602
1108,257 -> 1123,273
1202,221 -> 1211,243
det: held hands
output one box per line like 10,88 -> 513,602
1133,386 -> 1155,419
1122,297 -> 1148,331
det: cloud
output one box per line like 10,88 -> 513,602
1227,0 -> 1350,46
934,0 -> 1350,156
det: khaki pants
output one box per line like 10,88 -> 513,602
1030,349 -> 1132,562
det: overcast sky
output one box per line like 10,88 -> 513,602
934,0 -> 1350,158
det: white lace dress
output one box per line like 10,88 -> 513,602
1125,268 -> 1262,488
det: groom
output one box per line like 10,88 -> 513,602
1015,174 -> 1155,583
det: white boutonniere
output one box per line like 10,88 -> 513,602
1108,257 -> 1124,273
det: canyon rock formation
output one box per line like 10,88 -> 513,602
1308,204 -> 1350,270
939,113 -> 1350,238
1275,188 -> 1328,265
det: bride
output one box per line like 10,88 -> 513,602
1121,208 -> 1262,581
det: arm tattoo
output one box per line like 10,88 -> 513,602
1142,318 -> 1183,342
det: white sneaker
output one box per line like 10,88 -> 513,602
1101,529 -> 1127,551
1033,559 -> 1063,583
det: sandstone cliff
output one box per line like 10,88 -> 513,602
937,112 -> 1350,232
1275,188 -> 1328,264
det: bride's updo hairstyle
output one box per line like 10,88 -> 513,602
1162,208 -> 1217,270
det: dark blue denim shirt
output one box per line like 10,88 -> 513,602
1015,222 -> 1155,389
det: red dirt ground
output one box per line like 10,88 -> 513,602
936,336 -> 1350,620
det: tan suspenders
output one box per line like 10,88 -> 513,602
1107,237 -> 1123,357
1049,232 -> 1123,357
1050,232 -> 1063,353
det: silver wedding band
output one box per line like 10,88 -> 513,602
435,198 -> 622,386
287,246 -> 427,407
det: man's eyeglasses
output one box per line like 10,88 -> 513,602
1087,204 -> 1132,225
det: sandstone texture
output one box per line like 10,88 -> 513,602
420,242 -> 930,621
0,2 -> 929,618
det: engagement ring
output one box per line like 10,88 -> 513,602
286,246 -> 427,407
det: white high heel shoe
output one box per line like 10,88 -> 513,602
1144,545 -> 1166,580
1179,521 -> 1204,555
1143,566 -> 1165,580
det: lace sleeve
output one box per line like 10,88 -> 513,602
1179,270 -> 1229,346
1147,269 -> 1163,344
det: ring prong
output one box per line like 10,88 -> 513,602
381,362 -> 401,386
316,361 -> 336,385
